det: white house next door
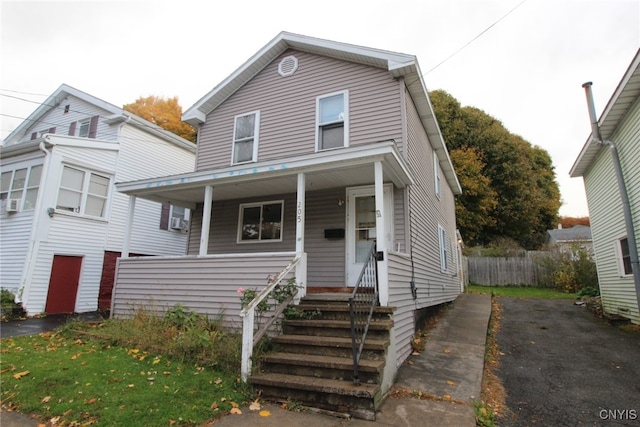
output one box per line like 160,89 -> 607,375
346,185 -> 392,286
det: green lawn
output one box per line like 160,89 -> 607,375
1,328 -> 250,426
467,284 -> 577,299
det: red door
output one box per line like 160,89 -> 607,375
45,255 -> 82,314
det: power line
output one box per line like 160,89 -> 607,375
425,0 -> 527,75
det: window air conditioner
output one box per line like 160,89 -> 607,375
170,217 -> 184,230
6,198 -> 20,212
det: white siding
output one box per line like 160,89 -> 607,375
24,215 -> 108,314
0,154 -> 45,295
17,95 -> 119,143
584,96 -> 640,324
106,124 -> 195,255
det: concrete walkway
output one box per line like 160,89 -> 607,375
0,293 -> 491,426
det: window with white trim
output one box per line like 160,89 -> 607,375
438,225 -> 448,272
56,165 -> 110,217
232,111 -> 260,164
0,165 -> 43,211
434,152 -> 441,198
78,119 -> 91,138
316,91 -> 348,151
619,237 -> 632,276
238,201 -> 283,242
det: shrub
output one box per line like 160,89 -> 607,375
535,245 -> 598,293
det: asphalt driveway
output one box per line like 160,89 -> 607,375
496,297 -> 640,426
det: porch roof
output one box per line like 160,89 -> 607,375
115,141 -> 414,209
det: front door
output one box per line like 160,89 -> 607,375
45,255 -> 82,314
346,185 -> 393,286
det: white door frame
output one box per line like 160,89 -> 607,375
346,183 -> 393,286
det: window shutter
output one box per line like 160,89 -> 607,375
88,115 -> 99,138
31,132 -> 37,140
159,202 -> 170,230
49,127 -> 56,134
68,121 -> 77,136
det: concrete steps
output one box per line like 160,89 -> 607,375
249,293 -> 394,420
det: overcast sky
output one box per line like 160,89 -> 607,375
1,0 -> 638,218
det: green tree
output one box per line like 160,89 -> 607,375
430,90 -> 561,249
123,95 -> 197,143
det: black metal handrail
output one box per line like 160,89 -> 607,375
349,242 -> 379,385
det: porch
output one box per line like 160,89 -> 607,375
113,141 -> 414,308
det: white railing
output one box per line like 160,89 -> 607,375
239,254 -> 302,382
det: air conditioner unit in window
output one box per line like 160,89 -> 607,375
171,217 -> 189,231
6,198 -> 21,212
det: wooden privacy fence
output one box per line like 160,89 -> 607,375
466,255 -> 553,287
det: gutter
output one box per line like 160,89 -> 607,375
583,82 -> 640,314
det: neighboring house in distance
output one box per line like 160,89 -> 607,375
110,32 -> 462,418
546,224 -> 593,256
570,49 -> 640,325
1,84 -> 196,315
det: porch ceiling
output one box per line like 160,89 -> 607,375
116,141 -> 414,209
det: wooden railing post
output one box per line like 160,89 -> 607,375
240,309 -> 255,382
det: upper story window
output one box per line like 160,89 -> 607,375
238,201 -> 283,243
78,119 -> 91,138
69,116 -> 99,139
434,152 -> 441,198
56,165 -> 110,218
0,165 -> 43,211
232,111 -> 260,164
316,90 -> 348,151
619,237 -> 632,276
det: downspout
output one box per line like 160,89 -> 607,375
583,82 -> 640,314
18,141 -> 52,310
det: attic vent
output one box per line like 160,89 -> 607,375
278,55 -> 299,77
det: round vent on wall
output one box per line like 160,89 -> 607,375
278,55 -> 299,77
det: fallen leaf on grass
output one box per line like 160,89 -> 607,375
41,396 -> 51,403
230,408 -> 242,415
13,371 -> 30,379
211,402 -> 218,410
214,378 -> 223,385
259,410 -> 271,417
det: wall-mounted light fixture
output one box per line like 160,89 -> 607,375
47,207 -> 55,217
337,199 -> 345,206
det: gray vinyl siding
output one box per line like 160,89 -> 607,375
388,252 -> 417,366
187,185 -> 409,287
196,50 -> 403,171
584,96 -> 640,324
112,253 -> 297,330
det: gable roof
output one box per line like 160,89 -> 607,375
570,49 -> 640,177
183,31 -> 461,194
3,84 -> 195,153
547,225 -> 592,243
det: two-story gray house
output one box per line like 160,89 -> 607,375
110,32 -> 462,418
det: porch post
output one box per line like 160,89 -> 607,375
122,195 -> 136,258
374,161 -> 389,306
296,173 -> 307,299
199,185 -> 213,256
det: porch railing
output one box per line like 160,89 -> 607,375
349,243 -> 379,385
239,254 -> 302,382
